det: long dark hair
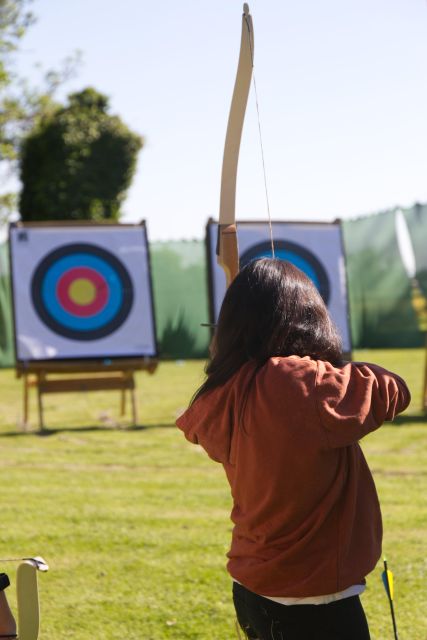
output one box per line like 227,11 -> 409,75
193,258 -> 343,403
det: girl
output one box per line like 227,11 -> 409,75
177,258 -> 410,640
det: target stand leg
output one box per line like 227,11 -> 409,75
36,374 -> 46,432
22,374 -> 30,430
120,388 -> 126,417
119,373 -> 136,425
125,371 -> 138,426
131,386 -> 138,426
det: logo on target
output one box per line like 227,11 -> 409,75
31,243 -> 134,340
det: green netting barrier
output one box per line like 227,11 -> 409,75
150,240 -> 210,359
341,205 -> 423,348
405,203 -> 427,298
0,242 -> 14,367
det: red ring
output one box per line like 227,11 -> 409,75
56,267 -> 109,317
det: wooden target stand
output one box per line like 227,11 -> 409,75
18,358 -> 158,431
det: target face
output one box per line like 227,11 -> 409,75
206,220 -> 352,353
240,240 -> 330,304
9,223 -> 157,362
31,243 -> 134,340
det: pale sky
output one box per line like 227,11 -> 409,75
8,0 -> 427,241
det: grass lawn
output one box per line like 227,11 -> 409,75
0,349 -> 426,639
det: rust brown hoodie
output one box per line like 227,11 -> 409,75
176,356 -> 410,597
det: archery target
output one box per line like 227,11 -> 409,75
9,224 -> 157,361
206,220 -> 351,352
31,243 -> 134,341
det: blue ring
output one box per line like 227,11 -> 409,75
41,254 -> 123,331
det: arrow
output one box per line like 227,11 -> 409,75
381,558 -> 399,640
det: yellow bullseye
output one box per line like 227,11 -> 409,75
68,278 -> 96,306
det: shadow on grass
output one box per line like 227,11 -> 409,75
0,422 -> 176,437
392,414 -> 427,425
3,414 -> 423,437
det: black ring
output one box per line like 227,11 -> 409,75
31,243 -> 134,341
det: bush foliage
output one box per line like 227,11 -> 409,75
19,87 -> 143,221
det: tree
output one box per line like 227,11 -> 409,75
0,0 -> 34,220
0,0 -> 79,223
0,0 -> 34,156
19,87 -> 143,221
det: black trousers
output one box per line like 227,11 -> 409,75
233,582 -> 371,640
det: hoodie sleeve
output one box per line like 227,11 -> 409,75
176,385 -> 235,464
315,360 -> 411,448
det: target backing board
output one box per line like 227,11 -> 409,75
9,223 -> 157,362
206,220 -> 351,352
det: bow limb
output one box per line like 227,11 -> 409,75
217,4 -> 254,288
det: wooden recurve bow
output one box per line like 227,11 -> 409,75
217,3 -> 254,288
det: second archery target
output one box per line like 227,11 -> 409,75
206,220 -> 352,353
9,223 -> 157,361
